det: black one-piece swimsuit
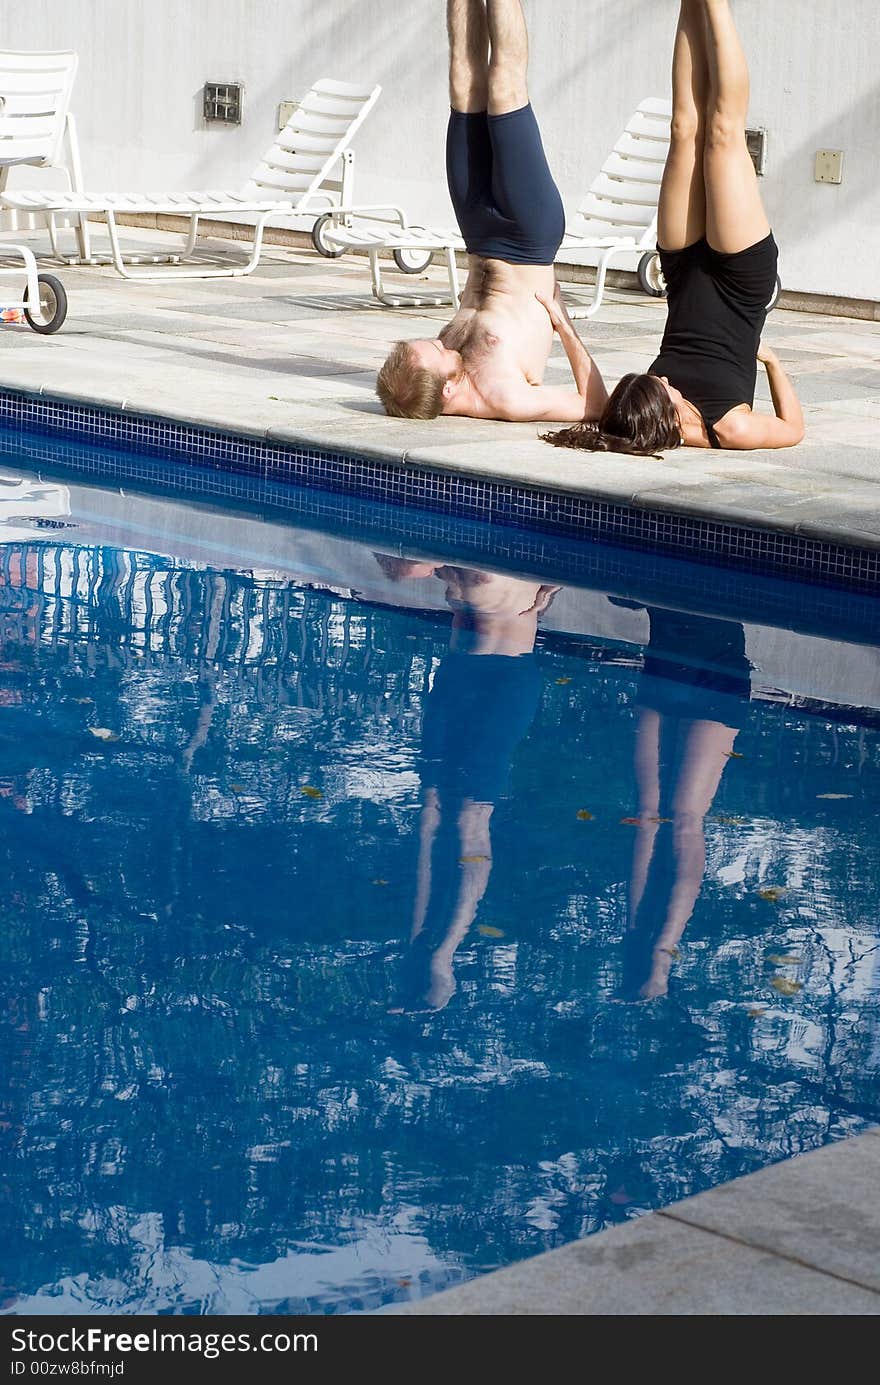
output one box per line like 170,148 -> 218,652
649,232 -> 779,447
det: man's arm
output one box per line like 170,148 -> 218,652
537,289 -> 609,421
713,346 -> 805,450
487,383 -> 601,423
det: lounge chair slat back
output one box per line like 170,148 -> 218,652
0,49 -> 77,168
245,78 -> 381,207
560,97 -> 672,318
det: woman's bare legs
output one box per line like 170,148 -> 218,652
448,0 -> 489,113
657,0 -> 709,252
701,0 -> 770,253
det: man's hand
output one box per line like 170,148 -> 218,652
535,290 -> 569,334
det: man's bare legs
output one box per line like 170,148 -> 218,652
658,0 -> 709,252
448,0 -> 489,113
447,0 -> 530,116
701,0 -> 770,253
486,0 -> 529,114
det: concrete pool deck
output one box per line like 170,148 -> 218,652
1,228 -> 878,1317
0,227 -> 879,558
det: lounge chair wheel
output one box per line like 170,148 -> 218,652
766,274 -> 782,312
311,213 -> 346,259
637,251 -> 667,298
24,274 -> 68,334
392,247 -> 435,275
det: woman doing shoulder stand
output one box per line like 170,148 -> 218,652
547,0 -> 804,457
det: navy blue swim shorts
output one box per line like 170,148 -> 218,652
445,104 -> 565,266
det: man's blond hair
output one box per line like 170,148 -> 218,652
376,341 -> 447,420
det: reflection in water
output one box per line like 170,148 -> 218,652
624,607 -> 751,1001
376,560 -> 557,1012
0,539 -> 878,1315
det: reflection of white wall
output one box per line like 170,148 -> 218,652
14,470 -> 879,714
0,473 -> 70,542
4,1 -> 880,300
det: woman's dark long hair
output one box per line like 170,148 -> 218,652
543,373 -> 683,458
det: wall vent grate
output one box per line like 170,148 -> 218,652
203,82 -> 243,125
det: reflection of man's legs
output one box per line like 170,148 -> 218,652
408,791 -> 494,1012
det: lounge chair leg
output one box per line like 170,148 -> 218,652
444,247 -> 462,308
183,215 -> 199,256
566,248 -> 615,320
369,248 -> 386,301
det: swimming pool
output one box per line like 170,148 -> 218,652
1,449 -> 878,1316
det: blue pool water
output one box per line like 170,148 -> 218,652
1,450 -> 879,1315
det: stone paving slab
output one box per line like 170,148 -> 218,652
0,226 -> 878,553
397,1133 -> 880,1315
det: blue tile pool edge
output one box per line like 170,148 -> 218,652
1,387 -> 878,594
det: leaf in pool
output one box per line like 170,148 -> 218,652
646,815 -> 672,823
758,887 -> 786,902
555,677 -> 572,685
477,925 -> 505,938
724,750 -> 745,759
230,783 -> 246,794
301,785 -> 323,799
816,793 -> 853,800
89,727 -> 119,742
747,1007 -> 766,1018
620,817 -> 642,826
397,1278 -> 413,1289
372,878 -> 389,887
268,394 -> 280,400
771,976 -> 802,997
576,809 -> 594,821
659,945 -> 681,959
767,953 -> 801,965
459,854 -> 490,864
608,1187 -> 633,1206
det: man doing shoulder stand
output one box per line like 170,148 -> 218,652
376,0 -> 607,425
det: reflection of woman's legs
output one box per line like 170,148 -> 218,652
629,709 -> 662,923
628,713 -> 737,998
658,0 -> 708,251
701,0 -> 770,253
662,719 -> 738,947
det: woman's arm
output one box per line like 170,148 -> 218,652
713,345 -> 805,450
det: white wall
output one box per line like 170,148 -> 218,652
4,0 -> 880,300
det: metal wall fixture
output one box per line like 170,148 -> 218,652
745,127 -> 768,177
203,81 -> 243,125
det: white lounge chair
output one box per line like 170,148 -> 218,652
0,49 -> 91,260
313,207 -> 464,307
310,100 -> 671,314
0,74 -> 381,280
559,97 -> 672,319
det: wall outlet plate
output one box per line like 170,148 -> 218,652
745,127 -> 768,177
814,149 -> 844,185
278,100 -> 300,130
